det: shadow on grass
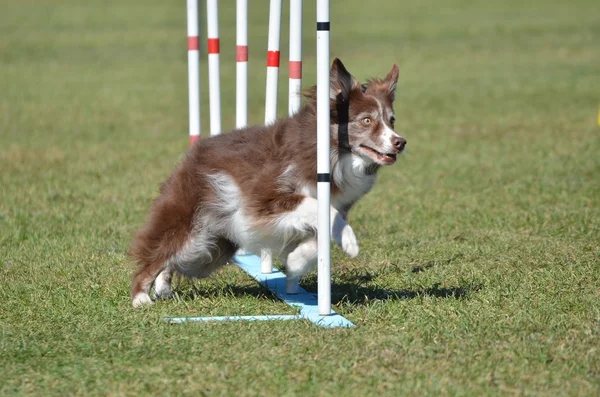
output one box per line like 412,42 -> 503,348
410,253 -> 465,273
170,271 -> 482,307
170,280 -> 283,303
300,273 -> 483,306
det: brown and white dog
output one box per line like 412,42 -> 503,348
130,59 -> 406,307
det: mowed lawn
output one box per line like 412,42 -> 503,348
1,0 -> 599,395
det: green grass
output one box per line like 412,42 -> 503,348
1,0 -> 599,395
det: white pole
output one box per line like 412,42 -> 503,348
264,0 -> 282,125
187,0 -> 200,146
260,248 -> 273,275
261,0 -> 282,274
206,0 -> 221,136
236,0 -> 248,128
316,0 -> 331,315
285,0 -> 303,294
288,0 -> 302,116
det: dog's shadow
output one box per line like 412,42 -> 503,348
300,273 -> 482,305
173,269 -> 482,306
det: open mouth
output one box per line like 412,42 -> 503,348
358,145 -> 397,164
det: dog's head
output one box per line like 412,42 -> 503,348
329,59 -> 406,166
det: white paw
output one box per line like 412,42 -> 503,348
132,293 -> 153,308
341,225 -> 359,258
153,288 -> 175,300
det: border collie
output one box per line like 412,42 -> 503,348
130,59 -> 406,307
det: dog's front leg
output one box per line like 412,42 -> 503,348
330,207 -> 359,258
277,196 -> 359,258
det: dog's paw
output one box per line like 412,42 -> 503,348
154,277 -> 174,300
341,225 -> 359,259
153,288 -> 175,300
132,293 -> 153,308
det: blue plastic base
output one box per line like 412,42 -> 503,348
166,314 -> 302,323
164,254 -> 354,328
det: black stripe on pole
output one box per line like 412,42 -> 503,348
316,22 -> 330,31
317,173 -> 331,182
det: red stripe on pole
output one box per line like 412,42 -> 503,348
267,50 -> 280,67
190,135 -> 199,146
289,61 -> 302,79
236,45 -> 248,62
207,38 -> 220,54
188,36 -> 199,51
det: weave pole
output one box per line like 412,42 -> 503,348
285,0 -> 303,295
187,0 -> 200,145
288,0 -> 303,116
236,0 -> 248,128
316,0 -> 331,315
206,0 -> 221,135
264,0 -> 282,124
260,0 -> 282,275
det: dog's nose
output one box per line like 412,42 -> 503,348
392,136 -> 407,152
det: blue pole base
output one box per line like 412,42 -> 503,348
164,254 -> 354,328
165,314 -> 302,323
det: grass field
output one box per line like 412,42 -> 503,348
1,0 -> 599,395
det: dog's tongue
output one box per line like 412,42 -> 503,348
378,153 -> 396,164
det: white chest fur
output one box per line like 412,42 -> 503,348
331,153 -> 377,212
290,153 -> 376,213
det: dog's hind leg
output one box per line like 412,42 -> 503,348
130,198 -> 194,307
154,268 -> 175,299
131,241 -> 187,307
131,260 -> 165,307
174,236 -> 238,278
284,238 -> 318,278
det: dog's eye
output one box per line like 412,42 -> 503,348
362,117 -> 371,125
390,116 -> 395,126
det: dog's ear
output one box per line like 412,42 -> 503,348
383,64 -> 399,101
330,58 -> 361,102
